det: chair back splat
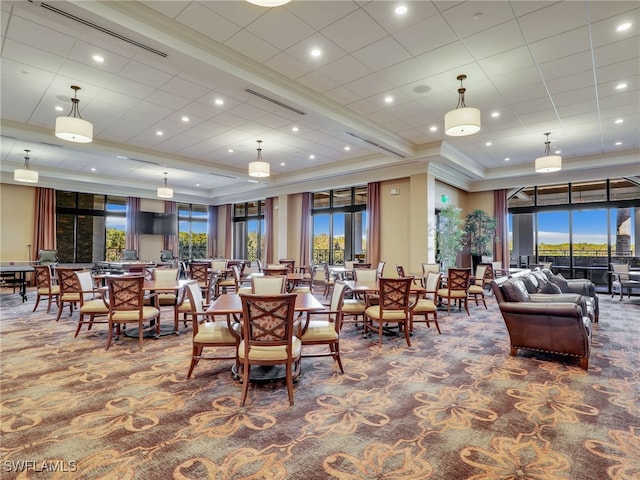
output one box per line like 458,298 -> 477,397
239,294 -> 300,406
364,277 -> 413,347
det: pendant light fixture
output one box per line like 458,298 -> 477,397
247,0 -> 291,6
535,132 -> 562,173
14,149 -> 39,183
444,74 -> 481,136
248,140 -> 270,177
55,85 -> 93,143
157,172 -> 174,198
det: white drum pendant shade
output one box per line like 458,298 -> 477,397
444,107 -> 481,136
55,116 -> 93,143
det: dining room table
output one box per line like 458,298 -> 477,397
206,291 -> 325,380
0,262 -> 34,302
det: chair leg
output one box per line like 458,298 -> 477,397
32,293 -> 41,312
74,315 -> 84,337
286,362 -> 295,406
240,364 -> 251,406
403,319 -> 411,347
187,346 -> 202,379
106,321 -> 114,350
139,322 -> 145,350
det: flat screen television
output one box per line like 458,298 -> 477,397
135,212 -> 177,235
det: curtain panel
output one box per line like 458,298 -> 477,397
366,182 -> 381,267
208,205 -> 218,258
264,197 -> 274,264
163,201 -> 177,256
33,187 -> 56,259
299,192 -> 311,268
126,197 -> 140,253
493,189 -> 509,268
224,204 -> 232,259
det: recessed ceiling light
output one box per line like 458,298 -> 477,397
116,155 -> 128,159
615,83 -> 628,90
485,141 -> 492,146
309,154 -> 315,159
310,48 -> 322,57
429,126 -> 437,132
413,84 -> 431,94
491,111 -> 500,118
214,98 -> 224,105
280,162 -> 285,166
616,22 -> 632,32
92,55 -> 104,63
384,95 -> 393,104
344,146 -> 351,151
196,183 -> 200,187
504,157 -> 510,162
90,167 -> 96,171
55,106 -> 64,112
228,148 -> 234,153
614,119 -> 624,124
181,116 -> 189,122
395,6 -> 407,15
156,131 -> 163,136
615,141 -> 622,146
292,126 -> 299,132
554,150 -> 561,155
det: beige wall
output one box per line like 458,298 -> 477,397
0,184 -> 36,261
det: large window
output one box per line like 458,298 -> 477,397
508,179 -> 639,290
312,186 -> 367,265
56,192 -> 126,263
178,203 -> 208,260
233,201 -> 265,261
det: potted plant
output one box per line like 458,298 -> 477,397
463,209 -> 496,270
436,204 -> 465,272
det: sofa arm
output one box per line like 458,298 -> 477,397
500,301 -> 583,318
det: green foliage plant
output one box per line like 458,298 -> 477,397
437,204 -> 465,272
463,209 -> 496,256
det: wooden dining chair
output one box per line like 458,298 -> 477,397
55,266 -> 85,321
186,281 -> 240,379
363,277 -> 413,348
32,264 -> 60,313
105,275 -> 160,351
467,264 -> 489,309
74,271 -> 109,338
410,271 -> 441,334
239,293 -> 300,406
299,281 -> 347,374
189,261 -> 210,297
322,262 -> 336,298
437,268 -> 471,316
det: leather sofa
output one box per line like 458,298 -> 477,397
490,273 -> 594,370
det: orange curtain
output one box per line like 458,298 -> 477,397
33,187 -> 56,260
208,205 -> 218,258
224,204 -> 232,259
366,182 -> 380,267
264,197 -> 274,264
299,192 -> 311,268
163,200 -> 177,255
126,197 -> 140,253
494,189 -> 509,268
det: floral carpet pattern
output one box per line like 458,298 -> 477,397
0,288 -> 638,479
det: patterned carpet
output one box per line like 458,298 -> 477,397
0,287 -> 638,479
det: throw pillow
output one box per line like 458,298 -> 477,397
540,282 -> 562,294
502,279 -> 531,302
520,275 -> 539,294
549,275 -> 569,292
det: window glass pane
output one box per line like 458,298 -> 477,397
76,214 -> 102,263
537,184 -> 568,206
313,191 -> 330,209
313,214 -> 330,264
508,187 -> 534,208
247,201 -> 259,216
537,211 -> 570,274
572,209 -> 608,284
234,204 -> 246,218
57,191 -> 76,208
78,193 -> 104,210
106,215 -> 125,261
354,186 -> 367,205
192,204 -> 208,218
333,188 -> 351,207
332,213 -> 345,264
106,196 -> 126,212
571,180 -> 607,203
247,219 -> 259,261
610,178 -> 640,200
611,207 -> 635,260
178,203 -> 191,217
56,214 -> 75,262
353,210 -> 366,261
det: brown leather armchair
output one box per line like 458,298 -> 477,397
491,277 -> 592,370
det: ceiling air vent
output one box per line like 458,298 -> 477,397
342,131 -> 406,158
245,89 -> 305,115
39,2 -> 168,57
